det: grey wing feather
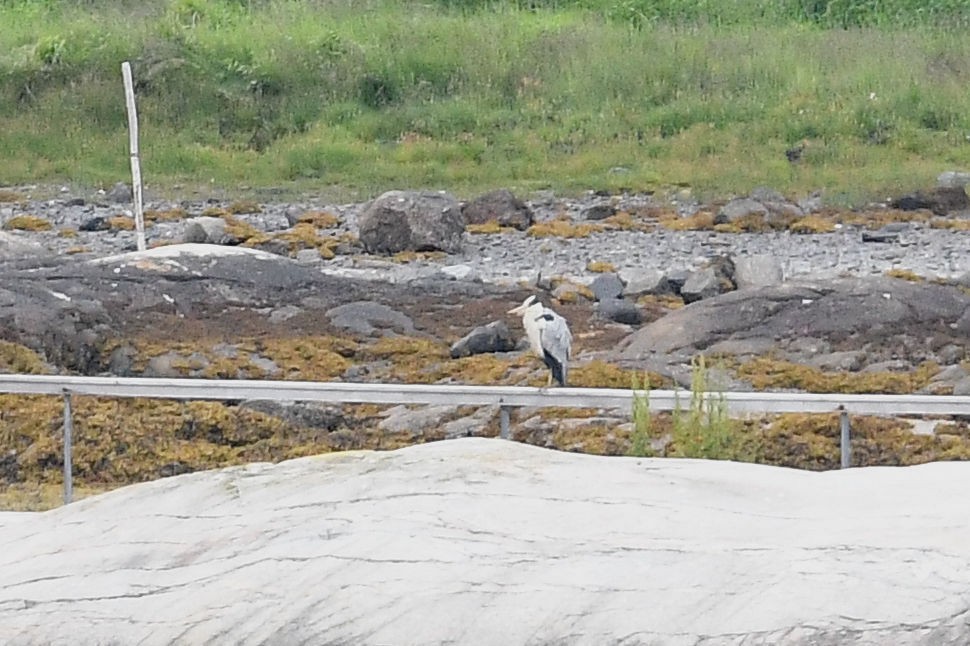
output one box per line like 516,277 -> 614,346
539,311 -> 572,362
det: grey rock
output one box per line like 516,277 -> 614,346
862,229 -> 901,243
938,344 -> 965,365
4,436 -> 970,645
589,273 -> 624,301
784,336 -> 832,359
732,254 -> 784,289
106,344 -> 137,376
440,264 -> 477,281
595,298 -> 642,325
809,351 -> 866,372
240,401 -> 344,431
450,320 -> 515,358
930,364 -> 968,385
461,189 -> 533,230
79,216 -> 111,232
882,222 -> 912,233
105,181 -> 133,204
248,355 -> 280,376
378,404 -> 458,435
665,268 -> 691,294
283,205 -> 304,227
551,281 -> 591,303
705,337 -> 777,357
953,377 -> 970,396
359,190 -> 464,254
441,405 -> 498,439
326,301 -> 414,336
862,359 -> 911,373
714,197 -> 768,225
268,305 -> 301,323
952,308 -> 970,334
582,203 -> 616,221
144,351 -> 195,378
680,267 -> 721,304
797,191 -> 824,213
10,439 -> 970,645
619,268 -> 671,297
182,216 -> 227,244
891,186 -> 969,215
937,171 -> 970,189
294,248 -> 321,264
618,277 -> 970,359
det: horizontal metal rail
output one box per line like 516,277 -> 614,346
3,374 -> 970,416
4,374 -> 967,504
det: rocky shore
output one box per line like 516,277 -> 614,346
3,179 -> 970,498
3,182 -> 970,286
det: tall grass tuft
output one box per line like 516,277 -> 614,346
628,371 -> 653,457
628,355 -> 754,461
669,355 -> 746,460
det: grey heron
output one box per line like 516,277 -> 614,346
508,295 -> 573,386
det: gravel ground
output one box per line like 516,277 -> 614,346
3,187 -> 970,286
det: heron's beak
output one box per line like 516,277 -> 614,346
508,306 -> 523,314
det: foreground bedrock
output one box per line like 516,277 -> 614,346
0,438 -> 968,645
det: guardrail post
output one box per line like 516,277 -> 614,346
839,407 -> 851,469
63,392 -> 74,504
500,405 -> 510,440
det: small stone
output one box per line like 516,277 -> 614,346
589,273 -> 624,302
582,203 -> 616,221
450,320 -> 514,358
79,217 -> 111,232
105,182 -> 133,204
441,264 -> 476,281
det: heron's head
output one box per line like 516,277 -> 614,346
508,295 -> 537,315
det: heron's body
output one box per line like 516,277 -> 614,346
508,296 -> 573,386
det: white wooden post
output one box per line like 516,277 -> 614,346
121,61 -> 146,252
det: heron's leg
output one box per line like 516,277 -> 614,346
547,372 -> 553,387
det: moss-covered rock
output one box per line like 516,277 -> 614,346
3,215 -> 51,231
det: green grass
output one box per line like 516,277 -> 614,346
1,0 -> 969,202
669,355 -> 751,461
628,371 -> 653,457
628,356 -> 755,461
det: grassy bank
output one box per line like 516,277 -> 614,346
1,0 -> 969,202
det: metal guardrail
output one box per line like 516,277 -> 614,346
4,374 -> 970,504
6,374 -> 970,413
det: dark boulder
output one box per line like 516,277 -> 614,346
462,189 -> 533,231
359,190 -> 464,254
891,186 -> 969,215
596,299 -> 642,325
79,217 -> 111,232
582,203 -> 616,221
450,320 -> 515,358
